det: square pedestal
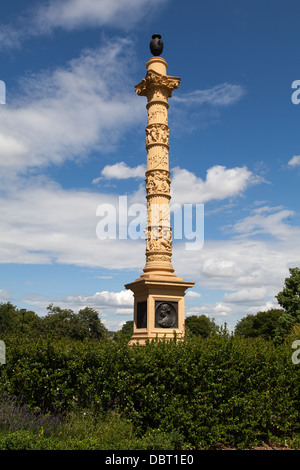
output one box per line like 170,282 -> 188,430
125,277 -> 194,346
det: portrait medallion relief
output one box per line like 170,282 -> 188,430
155,301 -> 178,328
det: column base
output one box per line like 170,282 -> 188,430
125,275 -> 194,346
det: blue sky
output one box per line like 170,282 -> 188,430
0,0 -> 300,332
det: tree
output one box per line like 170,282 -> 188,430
185,315 -> 218,338
113,321 -> 133,342
77,307 -> 108,340
276,267 -> 300,319
0,302 -> 41,335
234,314 -> 255,338
234,309 -> 284,341
0,302 -> 18,334
42,304 -> 108,340
273,267 -> 300,343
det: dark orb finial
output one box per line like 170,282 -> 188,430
150,34 -> 164,57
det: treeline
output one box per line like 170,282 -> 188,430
234,266 -> 300,344
0,267 -> 299,344
0,303 -> 108,341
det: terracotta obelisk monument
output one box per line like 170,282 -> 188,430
125,35 -> 194,345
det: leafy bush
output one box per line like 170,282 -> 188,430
1,332 -> 300,449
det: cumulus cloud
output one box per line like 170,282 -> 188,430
288,155 -> 300,167
170,203 -> 300,330
0,179 -> 145,268
64,290 -> 133,307
3,182 -> 298,331
174,211 -> 300,293
222,287 -> 267,304
92,162 -> 146,183
22,289 -> 134,329
186,302 -> 232,320
171,165 -> 262,204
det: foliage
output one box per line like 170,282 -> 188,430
43,304 -> 108,341
0,302 -> 41,335
0,302 -> 108,341
276,267 -> 300,318
271,267 -> 300,343
234,309 -> 284,341
1,332 -> 300,449
113,320 -> 133,342
185,315 -> 218,338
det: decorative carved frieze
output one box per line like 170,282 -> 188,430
146,226 -> 172,254
146,170 -> 171,195
146,254 -> 172,263
146,123 -> 169,147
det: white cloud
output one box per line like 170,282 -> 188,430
222,287 -> 267,304
65,290 -> 134,307
202,259 -> 243,278
93,162 -> 146,183
186,302 -> 232,320
169,203 -> 300,330
0,38 -> 143,174
185,290 -> 201,299
34,0 -> 167,32
173,83 -> 245,107
173,214 -> 300,295
288,155 -> 300,167
246,300 -> 280,315
232,206 -> 299,242
0,178 -> 145,268
0,0 -> 169,50
5,194 -> 297,332
115,308 -> 134,315
171,165 -> 262,204
0,160 -> 264,268
22,289 -> 134,329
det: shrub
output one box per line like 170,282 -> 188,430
1,332 -> 300,448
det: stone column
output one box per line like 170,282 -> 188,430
125,37 -> 194,345
135,57 -> 180,278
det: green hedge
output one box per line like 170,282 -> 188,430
1,333 -> 300,448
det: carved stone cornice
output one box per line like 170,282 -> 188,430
135,70 -> 181,98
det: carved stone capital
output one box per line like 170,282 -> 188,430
135,70 -> 181,99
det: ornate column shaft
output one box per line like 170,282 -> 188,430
125,36 -> 194,346
135,57 -> 180,277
